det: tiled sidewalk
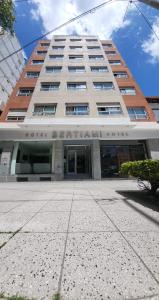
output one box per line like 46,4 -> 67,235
0,180 -> 158,300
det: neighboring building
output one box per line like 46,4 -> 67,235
0,35 -> 158,182
146,96 -> 159,123
0,29 -> 25,113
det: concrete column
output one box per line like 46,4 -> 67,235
54,140 -> 64,180
0,143 -> 14,176
147,139 -> 159,159
92,140 -> 101,180
10,142 -> 19,175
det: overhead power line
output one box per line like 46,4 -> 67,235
0,0 -> 113,64
122,1 -> 131,23
133,2 -> 159,41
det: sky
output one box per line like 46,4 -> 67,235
13,0 -> 159,96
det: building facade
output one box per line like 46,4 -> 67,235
146,96 -> 159,123
0,29 -> 25,113
0,35 -> 159,182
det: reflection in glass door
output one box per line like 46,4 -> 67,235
65,146 -> 91,177
68,150 -> 76,173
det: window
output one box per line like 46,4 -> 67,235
40,82 -> 60,91
69,55 -> 83,60
7,116 -> 25,122
102,43 -> 112,48
113,71 -> 128,78
54,39 -> 66,42
7,109 -> 27,122
105,51 -> 116,55
46,66 -> 62,73
91,66 -> 108,72
68,66 -> 85,73
26,71 -> 40,78
97,103 -> 122,115
120,87 -> 136,95
32,60 -> 44,65
69,46 -> 82,49
93,82 -> 114,90
37,50 -> 47,55
67,82 -> 87,90
40,42 -> 50,47
87,46 -> 100,50
70,39 -> 81,42
52,46 -> 65,50
109,60 -> 121,65
66,104 -> 89,115
18,88 -> 34,96
49,55 -> 64,60
86,39 -> 98,42
128,107 -> 147,120
153,109 -> 159,122
33,104 -> 56,116
89,55 -> 104,60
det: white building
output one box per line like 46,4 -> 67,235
0,29 -> 25,112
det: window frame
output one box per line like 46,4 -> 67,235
89,55 -> 104,60
127,107 -> 147,120
67,82 -> 87,91
97,103 -> 122,116
68,66 -> 85,73
33,104 -> 57,116
93,82 -> 114,90
40,82 -> 60,91
32,60 -> 44,65
25,71 -> 40,78
66,104 -> 89,116
45,66 -> 62,73
90,66 -> 108,73
120,87 -> 136,95
18,88 -> 34,96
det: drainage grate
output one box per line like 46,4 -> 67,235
40,177 -> 51,181
17,177 -> 28,182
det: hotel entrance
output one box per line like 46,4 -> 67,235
64,145 -> 91,178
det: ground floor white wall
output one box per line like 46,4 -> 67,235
0,138 -> 159,182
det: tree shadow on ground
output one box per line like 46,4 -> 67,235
117,190 -> 159,213
116,190 -> 159,226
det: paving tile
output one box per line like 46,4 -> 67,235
11,201 -> 47,213
54,194 -> 73,200
72,201 -> 100,211
0,213 -> 35,232
61,232 -> 159,300
69,211 -> 116,232
22,212 -> 69,232
0,233 -> 65,300
0,202 -> 21,213
22,192 -> 56,201
73,195 -> 94,201
123,232 -> 159,282
102,207 -> 159,232
0,233 -> 12,247
40,201 -> 72,212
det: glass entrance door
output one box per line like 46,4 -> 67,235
67,150 -> 76,173
66,148 -> 87,175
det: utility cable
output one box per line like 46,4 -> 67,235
0,0 -> 113,63
133,1 -> 159,40
122,1 -> 131,22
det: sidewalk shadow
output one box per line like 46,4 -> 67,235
116,190 -> 159,226
117,190 -> 159,213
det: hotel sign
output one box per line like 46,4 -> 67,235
24,130 -> 129,140
0,127 -> 158,140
